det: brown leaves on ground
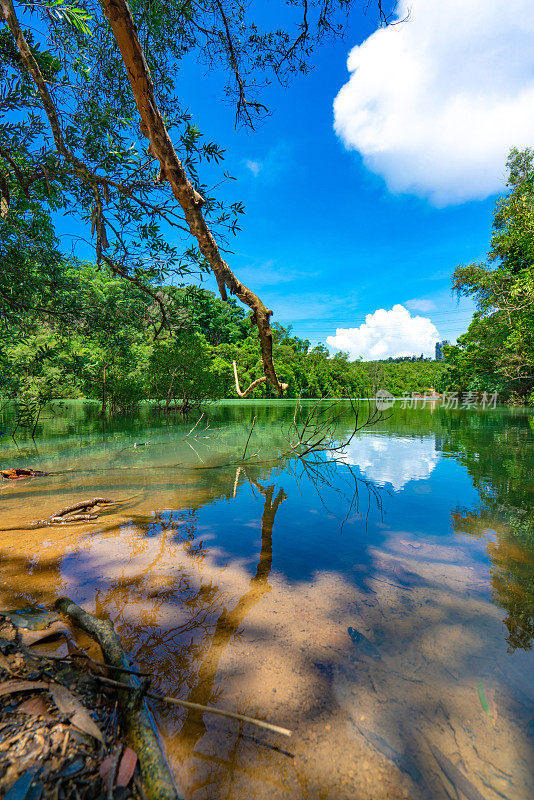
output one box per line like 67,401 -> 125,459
17,695 -> 54,721
0,628 -> 141,798
49,683 -> 104,743
19,621 -> 72,647
100,746 -> 138,790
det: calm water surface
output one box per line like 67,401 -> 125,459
0,401 -> 533,800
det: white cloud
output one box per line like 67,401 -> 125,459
245,159 -> 262,176
338,435 -> 440,491
405,298 -> 436,312
326,304 -> 439,360
333,0 -> 534,204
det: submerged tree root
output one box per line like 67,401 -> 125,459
55,597 -> 180,800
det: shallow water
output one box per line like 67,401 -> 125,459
0,400 -> 533,800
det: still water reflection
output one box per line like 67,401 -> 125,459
0,401 -> 533,799
338,434 -> 440,490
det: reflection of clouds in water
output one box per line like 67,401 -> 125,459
338,434 -> 439,491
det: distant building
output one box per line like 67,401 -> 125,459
435,340 -> 450,361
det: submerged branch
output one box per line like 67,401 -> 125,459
31,498 -> 116,527
242,415 -> 256,459
93,674 -> 292,737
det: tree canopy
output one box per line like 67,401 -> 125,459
0,0 -> 368,395
439,148 -> 534,403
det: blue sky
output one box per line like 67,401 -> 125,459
168,0 -> 526,358
56,0 -> 533,358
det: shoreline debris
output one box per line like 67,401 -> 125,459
1,468 -> 48,480
0,614 -> 138,800
31,498 -> 116,527
55,597 -> 181,800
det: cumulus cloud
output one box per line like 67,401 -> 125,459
326,304 -> 439,360
333,0 -> 534,204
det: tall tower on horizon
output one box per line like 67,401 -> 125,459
435,340 -> 450,361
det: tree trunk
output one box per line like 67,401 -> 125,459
100,0 -> 288,397
0,0 -> 287,398
101,363 -> 107,417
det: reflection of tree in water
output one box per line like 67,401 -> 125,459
173,474 -> 284,757
295,453 -> 384,532
91,468 -> 286,797
446,412 -> 534,650
453,506 -> 534,651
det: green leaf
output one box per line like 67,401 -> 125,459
477,680 -> 491,716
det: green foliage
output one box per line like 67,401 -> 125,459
0,260 -> 446,421
441,148 -> 534,402
0,0 -> 354,314
148,330 -> 228,413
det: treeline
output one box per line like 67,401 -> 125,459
0,262 -> 444,416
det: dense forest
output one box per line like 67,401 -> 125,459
4,147 -> 534,421
4,150 -> 534,418
0,259 -> 445,418
4,149 -> 534,420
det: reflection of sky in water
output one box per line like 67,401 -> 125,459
338,434 -> 440,491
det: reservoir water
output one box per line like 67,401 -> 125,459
0,400 -> 532,800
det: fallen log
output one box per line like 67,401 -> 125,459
52,498 -> 114,517
46,513 -> 98,523
31,498 -> 115,527
55,597 -> 180,800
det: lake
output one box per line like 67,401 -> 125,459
0,400 -> 533,800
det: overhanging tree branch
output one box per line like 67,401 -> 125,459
0,0 -> 288,396
99,0 -> 288,396
232,359 -> 267,398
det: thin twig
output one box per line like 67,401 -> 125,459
94,674 -> 292,737
185,413 -> 205,438
27,649 -> 152,677
242,416 -> 256,460
107,742 -> 123,800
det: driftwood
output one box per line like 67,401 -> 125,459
1,468 -> 48,480
55,597 -> 179,800
31,498 -> 115,527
